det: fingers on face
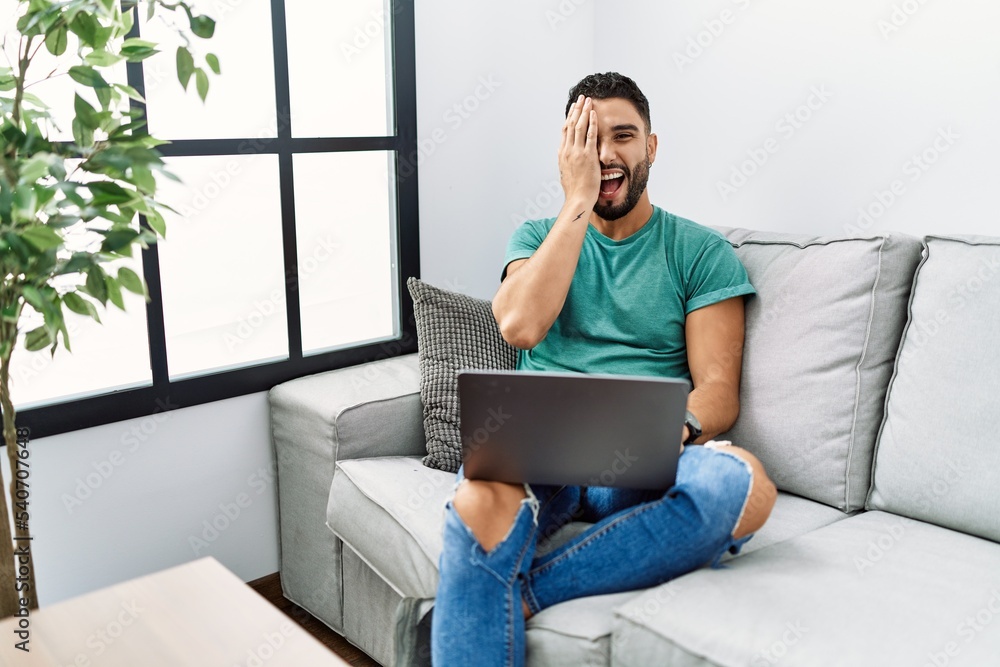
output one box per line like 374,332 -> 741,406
564,95 -> 584,130
575,98 -> 591,143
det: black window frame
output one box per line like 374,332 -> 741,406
19,0 -> 419,439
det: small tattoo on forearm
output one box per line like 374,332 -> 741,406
573,211 -> 585,221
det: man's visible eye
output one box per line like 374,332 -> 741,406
615,133 -> 633,141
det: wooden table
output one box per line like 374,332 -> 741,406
0,557 -> 347,666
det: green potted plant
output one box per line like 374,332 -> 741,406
0,0 -> 218,617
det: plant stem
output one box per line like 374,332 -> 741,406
0,317 -> 37,611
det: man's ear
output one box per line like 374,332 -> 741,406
647,132 -> 658,166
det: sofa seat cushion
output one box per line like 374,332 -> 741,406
328,458 -> 852,664
612,511 -> 1000,667
329,456 -> 452,598
717,490 -> 850,562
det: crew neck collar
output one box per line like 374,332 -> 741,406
587,207 -> 662,246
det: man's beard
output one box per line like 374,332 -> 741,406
593,154 -> 650,221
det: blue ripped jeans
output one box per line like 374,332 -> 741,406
430,445 -> 755,666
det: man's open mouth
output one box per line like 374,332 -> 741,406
599,170 -> 625,200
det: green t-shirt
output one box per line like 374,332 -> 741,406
502,206 -> 755,381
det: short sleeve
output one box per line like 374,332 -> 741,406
502,220 -> 548,281
685,238 -> 756,314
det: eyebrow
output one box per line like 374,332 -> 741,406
610,124 -> 640,133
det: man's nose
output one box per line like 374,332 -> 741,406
597,138 -> 617,167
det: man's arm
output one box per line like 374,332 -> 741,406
492,96 -> 601,350
683,297 -> 747,443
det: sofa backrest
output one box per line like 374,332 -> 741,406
867,235 -> 1000,543
718,229 -> 923,512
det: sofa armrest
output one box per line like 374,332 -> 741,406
268,353 -> 425,633
270,353 -> 425,463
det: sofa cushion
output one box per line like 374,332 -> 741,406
718,229 -> 923,512
327,457 -> 851,665
329,456 -> 450,598
867,235 -> 1000,542
716,491 -> 850,562
612,511 -> 1000,667
407,278 -> 517,472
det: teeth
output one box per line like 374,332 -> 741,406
601,172 -> 624,181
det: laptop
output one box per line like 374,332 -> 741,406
458,370 -> 690,490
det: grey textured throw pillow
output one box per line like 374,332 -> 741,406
407,278 -> 516,472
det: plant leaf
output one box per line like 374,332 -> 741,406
45,25 -> 68,56
190,15 -> 216,39
176,47 -> 194,90
62,291 -> 101,323
74,93 -> 99,129
21,285 -> 45,312
105,275 -> 125,309
88,181 -> 135,205
72,117 -> 95,147
114,83 -> 145,103
24,326 -> 52,352
68,66 -> 110,89
205,53 -> 220,75
84,50 -> 123,68
20,226 -> 63,252
145,209 -> 166,237
68,12 -> 98,45
117,267 -> 146,297
85,266 -> 108,305
195,68 -> 209,102
99,229 -> 139,253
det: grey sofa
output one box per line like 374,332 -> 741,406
269,228 -> 1000,666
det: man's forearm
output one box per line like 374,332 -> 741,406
685,380 -> 740,443
492,198 -> 592,349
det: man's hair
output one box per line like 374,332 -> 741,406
565,72 -> 651,133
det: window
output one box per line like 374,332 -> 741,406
10,0 -> 419,437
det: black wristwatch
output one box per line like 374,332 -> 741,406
683,410 -> 702,445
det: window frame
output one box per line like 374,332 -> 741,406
18,0 -> 420,439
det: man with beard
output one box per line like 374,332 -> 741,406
431,72 -> 777,666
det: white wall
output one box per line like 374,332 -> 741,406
6,393 -> 278,605
18,0 -> 595,606
22,0 -> 999,606
593,0 -> 1000,238
416,0 -> 596,299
